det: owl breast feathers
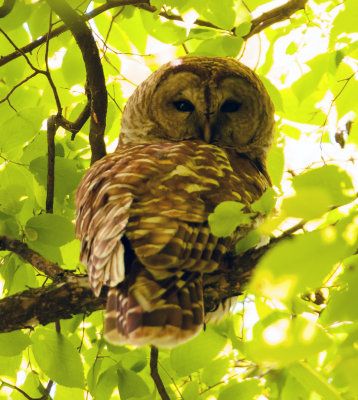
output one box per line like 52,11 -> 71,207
75,56 -> 274,348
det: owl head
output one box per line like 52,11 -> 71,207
119,56 -> 275,175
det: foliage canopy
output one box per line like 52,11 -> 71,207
0,0 -> 358,399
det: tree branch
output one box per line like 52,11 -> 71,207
45,0 -> 107,164
0,229 -> 289,334
0,235 -> 63,279
246,0 -> 308,39
0,0 -> 308,68
46,116 -> 56,214
0,274 -> 106,333
150,346 -> 170,400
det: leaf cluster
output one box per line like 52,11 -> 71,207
0,0 -> 358,399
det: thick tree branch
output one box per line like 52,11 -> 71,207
0,235 -> 63,279
0,0 -> 308,68
0,275 -> 106,333
0,234 -> 278,334
46,0 -> 107,164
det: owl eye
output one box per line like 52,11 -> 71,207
220,100 -> 242,113
173,100 -> 195,112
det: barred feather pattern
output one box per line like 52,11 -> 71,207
75,140 -> 269,347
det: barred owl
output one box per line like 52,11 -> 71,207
75,56 -> 274,348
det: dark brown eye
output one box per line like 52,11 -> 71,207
173,100 -> 195,112
220,100 -> 242,113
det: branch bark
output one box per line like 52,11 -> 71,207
0,235 -> 63,279
246,0 -> 308,39
46,0 -> 107,164
0,274 -> 106,333
0,233 -> 277,334
150,346 -> 170,400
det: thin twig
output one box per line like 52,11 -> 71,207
150,346 -> 170,400
0,72 -> 38,108
46,116 -> 56,214
44,12 -> 62,114
0,381 -> 34,400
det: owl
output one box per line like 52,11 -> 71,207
75,56 -> 274,348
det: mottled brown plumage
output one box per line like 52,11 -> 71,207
75,56 -> 274,347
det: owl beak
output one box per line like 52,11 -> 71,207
203,120 -> 212,143
202,111 -> 216,143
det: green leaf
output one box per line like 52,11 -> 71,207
0,107 -> 44,158
286,42 -> 298,55
93,365 -> 119,400
281,187 -> 332,220
250,217 -> 357,300
321,256 -> 358,325
181,381 -> 200,400
209,201 -> 252,237
289,362 -> 343,400
0,331 -> 31,356
95,13 -> 132,54
276,88 -> 326,125
292,52 -> 339,102
243,313 -> 332,364
330,0 -> 358,47
117,367 -> 150,400
62,41 -> 86,86
121,347 -> 148,372
332,356 -> 358,397
218,380 -> 262,400
29,156 -> 84,202
193,35 -> 243,57
292,165 -> 356,207
281,373 -> 310,400
199,0 -> 236,30
170,325 -> 227,376
141,10 -> 186,44
31,327 -> 85,388
0,256 -> 38,296
252,187 -> 276,214
119,8 -> 148,53
0,354 -> 22,379
260,76 -> 284,112
1,0 -> 32,31
27,1 -> 52,41
235,21 -> 252,37
330,62 -> 358,118
281,124 -> 301,140
235,229 -> 261,254
267,144 -> 284,188
0,184 -> 27,215
25,214 -> 75,246
201,357 -> 230,386
54,386 -> 86,400
27,240 -> 64,265
244,0 -> 268,8
12,372 -> 44,400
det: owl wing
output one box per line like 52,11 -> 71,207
75,140 -> 269,347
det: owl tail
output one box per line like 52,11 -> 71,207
104,271 -> 204,348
